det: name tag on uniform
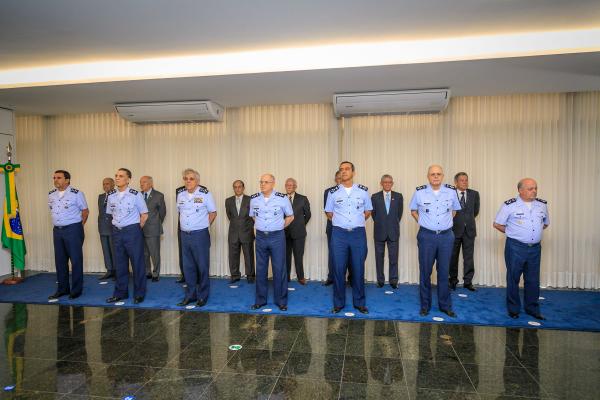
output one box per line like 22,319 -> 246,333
335,199 -> 343,204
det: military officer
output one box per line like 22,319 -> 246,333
105,168 -> 148,304
409,165 -> 461,317
176,168 -> 217,307
250,174 -> 294,311
494,178 -> 549,320
48,170 -> 89,300
325,161 -> 372,314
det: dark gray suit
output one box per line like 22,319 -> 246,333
142,189 -> 166,278
285,193 -> 311,281
450,188 -> 480,285
225,195 -> 255,279
98,192 -> 114,273
371,190 -> 403,285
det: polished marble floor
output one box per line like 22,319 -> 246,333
0,303 -> 598,399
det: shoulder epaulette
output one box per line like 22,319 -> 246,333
107,189 -> 117,195
416,185 -> 426,191
129,188 -> 139,195
535,198 -> 547,204
251,192 -> 260,199
329,185 -> 339,194
176,186 -> 185,195
49,188 -> 57,195
358,184 -> 368,191
198,185 -> 209,194
444,184 -> 456,190
275,192 -> 286,198
504,198 -> 517,205
69,187 -> 79,194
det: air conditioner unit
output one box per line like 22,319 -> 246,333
115,101 -> 224,123
333,89 -> 450,117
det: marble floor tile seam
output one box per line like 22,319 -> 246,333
265,319 -> 304,399
336,328 -> 352,400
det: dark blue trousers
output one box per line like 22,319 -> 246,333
328,231 -> 353,283
52,222 -> 84,295
255,230 -> 287,307
181,228 -> 211,302
332,226 -> 367,308
112,224 -> 146,298
417,227 -> 454,312
504,237 -> 541,314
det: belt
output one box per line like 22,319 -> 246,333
256,229 -> 283,235
507,237 -> 540,247
333,226 -> 365,232
53,222 -> 81,229
420,227 -> 452,235
112,224 -> 140,232
181,228 -> 208,234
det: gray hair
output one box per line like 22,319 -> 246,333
380,174 -> 393,182
182,168 -> 201,183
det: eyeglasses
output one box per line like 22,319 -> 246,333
183,177 -> 196,182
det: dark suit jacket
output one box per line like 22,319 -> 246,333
452,188 -> 480,238
371,190 -> 403,242
142,189 -> 166,237
324,186 -> 335,236
97,193 -> 113,235
225,195 -> 254,243
285,193 -> 311,239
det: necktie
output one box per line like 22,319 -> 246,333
460,191 -> 466,208
104,193 -> 108,205
288,195 -> 293,203
385,192 -> 390,214
236,197 -> 241,215
144,192 -> 148,201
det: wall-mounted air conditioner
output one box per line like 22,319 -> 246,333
333,89 -> 450,117
115,101 -> 224,123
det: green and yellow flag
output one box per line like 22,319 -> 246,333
1,162 -> 26,270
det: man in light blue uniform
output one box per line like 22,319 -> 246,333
48,170 -> 89,300
325,161 -> 372,314
176,168 -> 217,307
410,165 -> 461,317
250,173 -> 294,311
105,168 -> 148,304
494,178 -> 549,320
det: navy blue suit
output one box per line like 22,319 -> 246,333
371,190 -> 403,285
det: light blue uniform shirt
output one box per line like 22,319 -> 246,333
324,184 -> 373,229
48,186 -> 88,227
495,196 -> 550,244
177,185 -> 217,231
409,184 -> 462,231
249,191 -> 293,232
106,187 -> 148,228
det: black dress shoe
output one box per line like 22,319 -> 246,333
134,296 -> 144,304
419,309 -> 429,316
508,312 -> 519,319
464,283 -> 476,291
196,299 -> 207,307
449,282 -> 457,291
177,298 -> 195,307
251,303 -> 266,310
298,278 -> 306,285
278,305 -> 288,311
176,276 -> 186,283
526,311 -> 546,320
146,274 -> 152,279
48,292 -> 69,300
247,276 -> 255,283
331,306 -> 343,314
106,296 -> 123,303
68,293 -> 81,300
99,271 -> 114,280
323,280 -> 334,286
441,309 -> 457,318
354,306 -> 369,314
390,283 -> 398,289
377,282 -> 384,288
152,276 -> 159,282
230,277 -> 240,284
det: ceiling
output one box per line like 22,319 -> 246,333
1,0 -> 600,115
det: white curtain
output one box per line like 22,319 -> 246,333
14,93 -> 600,288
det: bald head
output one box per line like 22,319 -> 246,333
518,178 -> 538,202
139,175 -> 154,192
427,165 -> 444,189
260,173 -> 275,195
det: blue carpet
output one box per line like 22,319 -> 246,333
1,273 -> 599,331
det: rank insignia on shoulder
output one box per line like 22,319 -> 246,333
444,184 -> 456,190
49,188 -> 57,194
535,198 -> 547,204
107,189 -> 117,195
329,185 -> 339,194
198,185 -> 209,194
129,188 -> 139,195
416,185 -> 426,191
176,186 -> 185,194
70,187 -> 79,194
504,198 -> 517,205
358,184 -> 368,191
251,193 -> 260,199
275,192 -> 286,198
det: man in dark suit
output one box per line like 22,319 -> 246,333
284,178 -> 311,284
140,176 -> 166,282
225,180 -> 255,284
449,172 -> 480,291
98,177 -> 115,280
371,174 -> 403,289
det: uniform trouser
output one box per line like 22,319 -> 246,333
504,237 -> 541,315
143,235 -> 161,277
332,226 -> 367,308
374,238 -> 399,285
286,236 -> 306,281
417,227 -> 454,312
112,224 -> 146,298
228,238 -> 255,279
99,234 -> 115,272
181,228 -> 211,302
255,230 -> 288,307
327,231 -> 353,283
53,222 -> 84,295
449,234 -> 475,285
177,226 -> 185,277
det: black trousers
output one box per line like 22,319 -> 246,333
449,234 -> 475,285
286,236 -> 306,280
374,238 -> 399,285
228,239 -> 255,279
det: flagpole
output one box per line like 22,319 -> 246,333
2,142 -> 24,285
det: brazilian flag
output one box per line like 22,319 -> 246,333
1,162 -> 26,269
